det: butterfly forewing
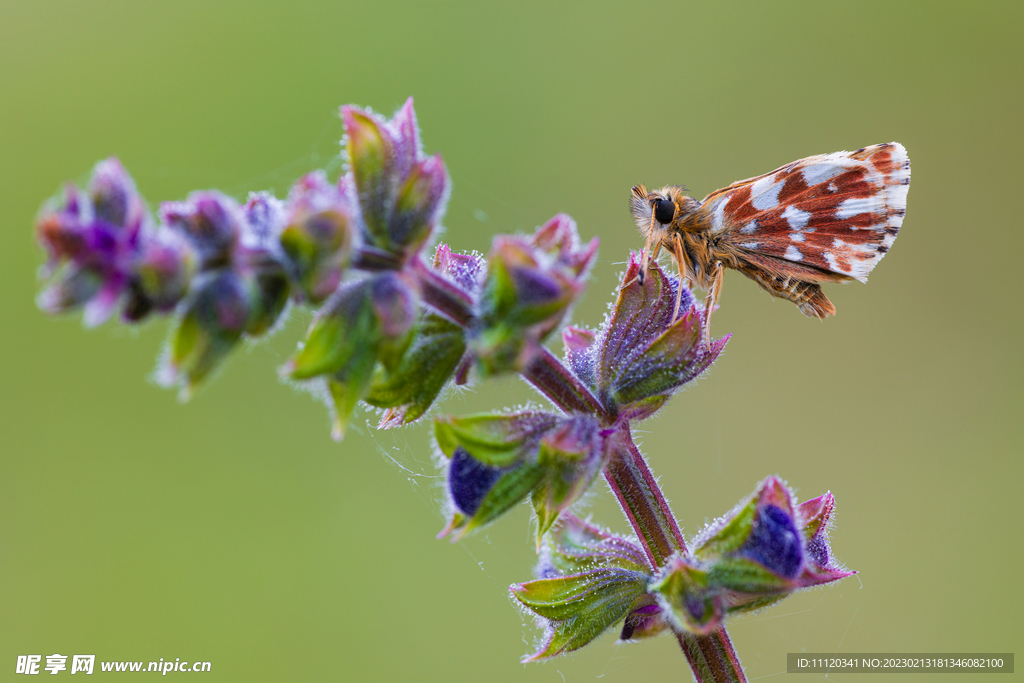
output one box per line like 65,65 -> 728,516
701,143 -> 910,284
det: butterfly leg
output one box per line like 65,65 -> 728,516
702,261 -> 724,349
638,206 -> 669,286
623,237 -> 662,290
671,233 -> 691,321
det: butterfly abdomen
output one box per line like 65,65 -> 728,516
739,263 -> 837,319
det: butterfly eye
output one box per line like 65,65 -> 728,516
654,198 -> 675,224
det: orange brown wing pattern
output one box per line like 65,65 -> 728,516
701,143 -> 910,284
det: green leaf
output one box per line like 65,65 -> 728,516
162,271 -> 249,399
543,514 -> 649,576
706,556 -> 794,596
610,308 -> 700,406
389,155 -> 446,253
458,460 -> 546,535
693,498 -> 758,559
649,558 -> 723,635
245,269 -> 290,337
434,411 -> 558,467
279,209 -> 350,303
531,418 -> 607,541
287,281 -> 377,380
325,340 -> 379,442
513,568 -> 648,661
365,313 -> 466,425
345,109 -> 394,248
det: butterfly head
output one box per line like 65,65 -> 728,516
629,184 -> 695,284
630,184 -> 696,239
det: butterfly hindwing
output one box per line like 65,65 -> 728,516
701,143 -> 910,283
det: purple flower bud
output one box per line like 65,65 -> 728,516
798,493 -> 835,568
620,603 -> 668,641
562,325 -> 597,388
279,171 -> 354,303
447,446 -> 505,517
739,484 -> 803,579
436,412 -> 612,540
530,213 -> 599,278
472,215 -> 598,375
242,191 -> 285,251
162,189 -> 292,334
157,270 -> 253,400
88,158 -> 146,231
342,99 -> 449,262
124,228 -> 197,321
590,252 -> 727,421
152,185 -> 294,395
36,267 -> 104,323
35,159 -> 151,326
390,154 -> 448,253
652,476 -> 855,635
369,271 -> 418,342
432,243 -> 485,296
160,191 -> 243,268
388,97 -> 421,181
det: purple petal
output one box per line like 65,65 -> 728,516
741,504 -> 803,579
449,447 -> 503,516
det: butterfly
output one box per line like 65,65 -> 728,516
630,142 -> 910,343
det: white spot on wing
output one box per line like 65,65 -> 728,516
750,175 -> 783,210
789,232 -> 805,243
740,220 -> 758,234
784,245 -> 803,261
710,198 -> 728,234
801,154 -> 857,186
740,242 -> 759,249
836,196 -> 882,219
831,238 -> 875,282
782,205 -> 810,230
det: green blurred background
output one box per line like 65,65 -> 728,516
2,1 -> 1021,680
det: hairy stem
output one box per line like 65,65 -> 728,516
412,256 -> 475,327
604,424 -> 746,683
677,630 -> 746,683
604,425 -> 686,566
521,347 -> 610,420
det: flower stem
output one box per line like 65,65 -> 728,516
676,630 -> 746,683
412,257 -> 475,327
521,347 -> 611,420
604,424 -> 685,566
604,424 -> 747,683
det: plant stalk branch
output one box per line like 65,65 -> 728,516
522,347 -> 610,420
604,424 -> 746,683
413,257 -> 475,327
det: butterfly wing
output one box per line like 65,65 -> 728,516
696,143 -> 910,317
702,143 -> 910,282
